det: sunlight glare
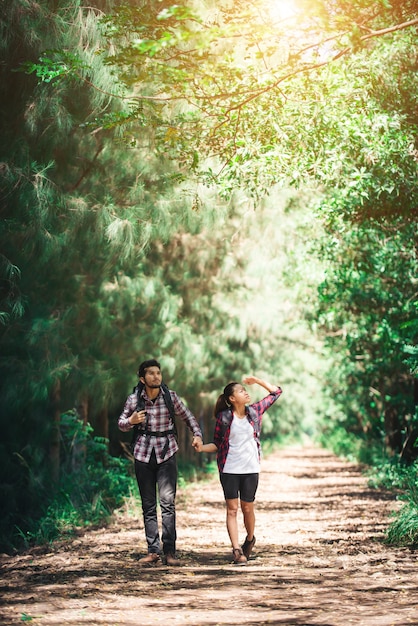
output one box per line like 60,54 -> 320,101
267,0 -> 299,23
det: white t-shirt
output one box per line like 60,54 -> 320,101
222,413 -> 259,474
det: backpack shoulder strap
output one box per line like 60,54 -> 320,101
135,381 -> 146,410
161,382 -> 177,440
218,409 -> 233,441
247,405 -> 257,420
130,382 -> 145,450
160,382 -> 175,419
247,405 -> 260,436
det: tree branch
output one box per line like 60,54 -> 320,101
72,15 -> 418,129
216,17 -> 418,115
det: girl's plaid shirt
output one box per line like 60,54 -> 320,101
213,387 -> 283,473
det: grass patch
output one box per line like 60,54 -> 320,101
366,456 -> 418,548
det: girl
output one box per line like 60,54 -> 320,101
197,376 -> 282,564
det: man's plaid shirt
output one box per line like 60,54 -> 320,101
213,387 -> 282,473
118,386 -> 202,463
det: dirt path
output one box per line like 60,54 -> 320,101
1,445 -> 417,626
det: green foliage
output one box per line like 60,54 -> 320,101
317,422 -> 362,463
300,31 -> 418,459
368,458 -> 418,492
365,452 -> 418,548
0,255 -> 24,325
2,0 -> 418,550
385,474 -> 418,547
312,217 -> 417,458
72,0 -> 418,198
11,411 -> 134,550
386,501 -> 418,547
1,0 -> 299,550
177,458 -> 215,488
403,307 -> 418,375
19,50 -> 89,84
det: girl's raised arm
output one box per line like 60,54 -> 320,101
242,376 -> 279,393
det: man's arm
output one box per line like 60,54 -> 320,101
171,391 -> 203,449
118,393 -> 147,431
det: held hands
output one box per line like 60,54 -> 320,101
192,436 -> 203,452
192,438 -> 217,454
195,442 -> 218,454
129,409 -> 147,426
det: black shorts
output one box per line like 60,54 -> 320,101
220,472 -> 259,503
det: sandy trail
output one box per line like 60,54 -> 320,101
1,445 -> 417,625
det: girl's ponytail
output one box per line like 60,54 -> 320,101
214,382 -> 239,417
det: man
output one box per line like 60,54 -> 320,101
118,359 -> 202,566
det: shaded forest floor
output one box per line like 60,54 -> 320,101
1,445 -> 417,626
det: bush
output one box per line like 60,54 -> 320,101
367,457 -> 418,491
12,412 -> 135,550
386,476 -> 418,547
317,425 -> 362,462
366,456 -> 418,548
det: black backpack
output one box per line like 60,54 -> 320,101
130,381 -> 177,452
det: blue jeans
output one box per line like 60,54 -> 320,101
135,450 -> 177,555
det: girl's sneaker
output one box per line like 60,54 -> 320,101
241,536 -> 256,559
232,548 -> 247,565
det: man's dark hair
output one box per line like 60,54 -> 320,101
137,359 -> 161,378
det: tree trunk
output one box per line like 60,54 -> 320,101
384,405 -> 403,454
49,379 -> 61,484
72,394 -> 88,473
400,379 -> 418,463
96,406 -> 109,441
400,426 -> 418,464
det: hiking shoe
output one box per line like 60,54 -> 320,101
138,552 -> 160,566
165,553 -> 181,566
232,548 -> 247,565
241,535 -> 256,559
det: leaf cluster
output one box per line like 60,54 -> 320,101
85,0 -> 418,196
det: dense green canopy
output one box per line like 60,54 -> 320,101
0,0 -> 416,550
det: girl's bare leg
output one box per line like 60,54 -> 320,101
241,500 -> 255,540
225,498 -> 240,548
